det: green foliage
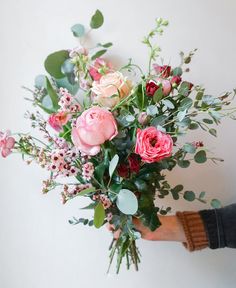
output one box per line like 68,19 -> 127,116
211,199 -> 222,208
90,10 -> 104,29
194,150 -> 207,163
44,50 -> 69,79
171,184 -> 183,200
109,154 -> 119,178
153,87 -> 163,103
77,187 -> 96,196
183,191 -> 195,201
140,208 -> 161,231
209,128 -> 217,137
116,189 -> 138,215
45,77 -> 59,110
91,49 -> 107,60
183,143 -> 196,154
94,202 -> 105,228
71,24 -> 85,37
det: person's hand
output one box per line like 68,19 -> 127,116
107,215 -> 186,242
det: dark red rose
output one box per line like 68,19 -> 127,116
171,75 -> 182,86
117,163 -> 129,178
146,80 -> 159,97
153,64 -> 171,78
128,154 -> 140,174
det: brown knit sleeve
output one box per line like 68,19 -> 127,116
176,211 -> 209,251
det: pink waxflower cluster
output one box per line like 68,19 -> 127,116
92,194 -> 112,209
58,88 -> 81,113
48,148 -> 78,178
0,130 -> 15,158
82,162 -> 94,181
61,183 -> 92,204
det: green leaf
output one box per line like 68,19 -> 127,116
153,87 -> 163,103
46,77 -> 59,110
98,42 -> 113,48
151,115 -> 167,127
44,50 -> 69,79
179,97 -> 193,111
162,99 -> 175,109
199,191 -> 206,199
172,67 -> 182,76
35,74 -> 46,89
140,209 -> 161,231
94,202 -> 105,228
90,9 -> 104,29
91,49 -> 107,60
134,179 -> 148,193
171,184 -> 183,200
203,118 -> 214,124
116,189 -> 138,215
209,128 -> 217,137
183,143 -> 196,154
194,150 -> 207,163
61,59 -> 74,74
189,122 -> 199,130
179,82 -> 191,96
183,191 -> 195,201
71,24 -> 85,37
77,187 -> 96,196
147,105 -> 158,116
177,110 -> 186,122
80,202 -> 97,210
109,154 -> 119,178
210,199 -> 222,209
178,160 -> 190,168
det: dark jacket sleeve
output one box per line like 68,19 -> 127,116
199,203 -> 236,249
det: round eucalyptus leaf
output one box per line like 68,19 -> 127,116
44,50 -> 69,79
35,75 -> 46,89
116,189 -> 138,215
61,59 -> 75,74
71,24 -> 85,37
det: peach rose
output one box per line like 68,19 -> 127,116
91,71 -> 132,108
135,127 -> 173,163
71,107 -> 118,156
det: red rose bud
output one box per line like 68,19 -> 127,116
117,163 -> 129,178
128,154 -> 140,174
171,75 -> 182,87
146,80 -> 159,97
153,64 -> 171,78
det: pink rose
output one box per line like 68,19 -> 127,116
157,78 -> 172,96
0,130 -> 15,158
48,112 -> 71,132
71,107 -> 118,156
153,64 -> 171,78
89,58 -> 112,81
135,127 -> 173,163
91,71 -> 132,108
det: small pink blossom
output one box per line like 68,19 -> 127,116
82,162 -> 94,180
89,58 -> 112,81
138,112 -> 148,125
48,112 -> 71,132
0,130 -> 15,158
156,78 -> 172,96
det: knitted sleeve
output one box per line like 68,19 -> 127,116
176,211 -> 208,251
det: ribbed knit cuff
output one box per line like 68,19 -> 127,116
176,211 -> 209,251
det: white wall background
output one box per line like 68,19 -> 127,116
0,0 -> 236,287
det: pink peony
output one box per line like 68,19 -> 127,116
89,58 -> 112,81
135,127 -> 173,163
91,71 -> 132,108
71,106 -> 118,156
0,130 -> 15,158
48,112 -> 71,132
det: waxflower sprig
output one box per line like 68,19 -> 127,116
1,10 -> 236,274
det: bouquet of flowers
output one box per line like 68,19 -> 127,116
1,10 -> 235,273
